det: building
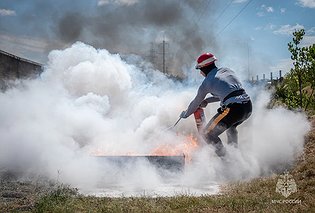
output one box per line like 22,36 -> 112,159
0,50 -> 42,90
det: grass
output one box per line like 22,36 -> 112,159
30,177 -> 313,213
2,120 -> 315,213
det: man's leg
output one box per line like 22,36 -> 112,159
205,127 -> 227,157
203,108 -> 230,157
226,101 -> 252,147
204,101 -> 253,155
226,124 -> 239,147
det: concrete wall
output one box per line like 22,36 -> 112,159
0,50 -> 42,90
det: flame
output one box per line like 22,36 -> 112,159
151,134 -> 199,162
90,134 -> 199,163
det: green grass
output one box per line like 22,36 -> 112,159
31,179 -> 313,213
31,175 -> 314,213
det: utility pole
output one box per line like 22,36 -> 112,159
247,42 -> 250,81
162,40 -> 166,73
149,42 -> 157,66
156,39 -> 168,74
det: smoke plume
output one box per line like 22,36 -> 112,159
0,42 -> 310,196
2,0 -> 220,77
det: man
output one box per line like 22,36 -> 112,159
180,52 -> 252,157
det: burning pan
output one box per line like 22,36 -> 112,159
95,155 -> 185,172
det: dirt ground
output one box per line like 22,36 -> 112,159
0,173 -> 53,212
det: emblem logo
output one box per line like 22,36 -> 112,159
275,172 -> 297,198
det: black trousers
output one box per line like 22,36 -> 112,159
202,100 -> 252,156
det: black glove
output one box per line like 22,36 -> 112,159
180,110 -> 187,118
199,100 -> 208,108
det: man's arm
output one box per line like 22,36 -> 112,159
204,96 -> 220,103
181,84 -> 207,118
199,96 -> 220,108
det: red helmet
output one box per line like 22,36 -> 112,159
195,52 -> 217,69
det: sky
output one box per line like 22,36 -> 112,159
0,0 -> 314,79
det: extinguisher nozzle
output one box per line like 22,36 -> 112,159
173,117 -> 182,127
163,117 -> 182,131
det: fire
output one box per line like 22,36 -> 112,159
151,134 -> 199,162
90,134 -> 200,163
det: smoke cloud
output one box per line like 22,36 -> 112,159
1,0 -> 220,77
0,42 -> 310,196
55,0 -> 218,76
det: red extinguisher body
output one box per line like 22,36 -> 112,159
193,107 -> 206,133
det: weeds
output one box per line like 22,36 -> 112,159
33,185 -> 78,213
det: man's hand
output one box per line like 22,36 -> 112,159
199,100 -> 208,108
180,110 -> 187,118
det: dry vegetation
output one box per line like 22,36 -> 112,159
1,118 -> 315,213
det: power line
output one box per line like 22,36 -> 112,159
214,0 -> 233,23
217,0 -> 254,35
191,1 -> 208,23
184,0 -> 213,59
196,0 -> 212,22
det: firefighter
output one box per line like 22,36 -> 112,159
180,52 -> 252,157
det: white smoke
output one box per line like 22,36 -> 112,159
0,42 -> 310,196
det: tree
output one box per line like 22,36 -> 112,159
275,29 -> 315,113
304,44 -> 315,110
288,29 -> 307,108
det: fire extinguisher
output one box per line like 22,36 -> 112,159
193,107 -> 206,133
